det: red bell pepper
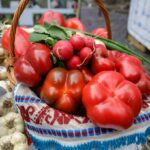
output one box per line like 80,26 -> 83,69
40,67 -> 86,114
40,10 -> 66,26
65,18 -> 86,31
91,44 -> 115,74
82,71 -> 142,130
1,27 -> 31,58
14,43 -> 53,87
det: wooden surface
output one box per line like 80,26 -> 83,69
128,34 -> 148,52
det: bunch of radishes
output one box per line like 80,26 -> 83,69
53,34 -> 96,70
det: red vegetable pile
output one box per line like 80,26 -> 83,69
2,10 -> 150,130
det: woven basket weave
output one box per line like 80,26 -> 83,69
7,0 -> 150,150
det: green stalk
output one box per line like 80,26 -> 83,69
62,27 -> 150,64
32,24 -> 150,64
85,32 -> 150,64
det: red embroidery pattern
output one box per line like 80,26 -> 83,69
17,102 -> 90,126
34,106 -> 50,124
18,105 -> 34,122
142,95 -> 150,109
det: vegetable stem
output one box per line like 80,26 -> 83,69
62,27 -> 150,64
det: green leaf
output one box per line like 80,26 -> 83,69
57,61 -> 66,68
44,22 -> 69,40
44,21 -> 57,30
48,25 -> 69,40
34,25 -> 49,34
44,22 -> 52,31
45,37 -> 57,47
66,30 -> 76,38
29,33 -> 49,43
83,31 -> 150,64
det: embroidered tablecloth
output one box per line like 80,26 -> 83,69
13,83 -> 150,150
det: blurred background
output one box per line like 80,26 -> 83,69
0,0 -> 149,69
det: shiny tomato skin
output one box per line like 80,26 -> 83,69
1,27 -> 31,58
91,44 -> 115,74
40,10 -> 66,26
91,28 -> 108,38
82,71 -> 142,130
66,18 -> 86,31
40,67 -> 86,114
14,43 -> 52,87
81,67 -> 93,83
14,57 -> 41,87
25,43 -> 52,75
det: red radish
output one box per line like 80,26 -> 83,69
67,56 -> 82,69
53,40 -> 73,61
83,36 -> 95,50
70,35 -> 85,51
79,47 -> 93,65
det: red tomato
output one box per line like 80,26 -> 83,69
81,67 -> 93,83
40,10 -> 66,26
82,71 -> 142,130
66,18 -> 86,31
1,27 -> 31,58
91,44 -> 115,74
40,67 -> 86,114
91,28 -> 108,38
115,54 -> 150,95
14,43 -> 53,87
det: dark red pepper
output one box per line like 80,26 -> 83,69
14,43 -> 53,87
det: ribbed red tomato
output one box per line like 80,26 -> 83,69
14,43 -> 53,87
40,67 -> 86,114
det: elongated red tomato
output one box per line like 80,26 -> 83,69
91,28 -> 108,38
66,18 -> 86,31
1,27 -> 31,58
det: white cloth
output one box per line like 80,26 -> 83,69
128,0 -> 150,50
14,84 -> 150,150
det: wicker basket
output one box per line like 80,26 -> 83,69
7,0 -> 150,149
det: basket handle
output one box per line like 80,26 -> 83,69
95,0 -> 112,39
7,0 -> 29,88
8,0 -> 112,88
9,0 -> 29,59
